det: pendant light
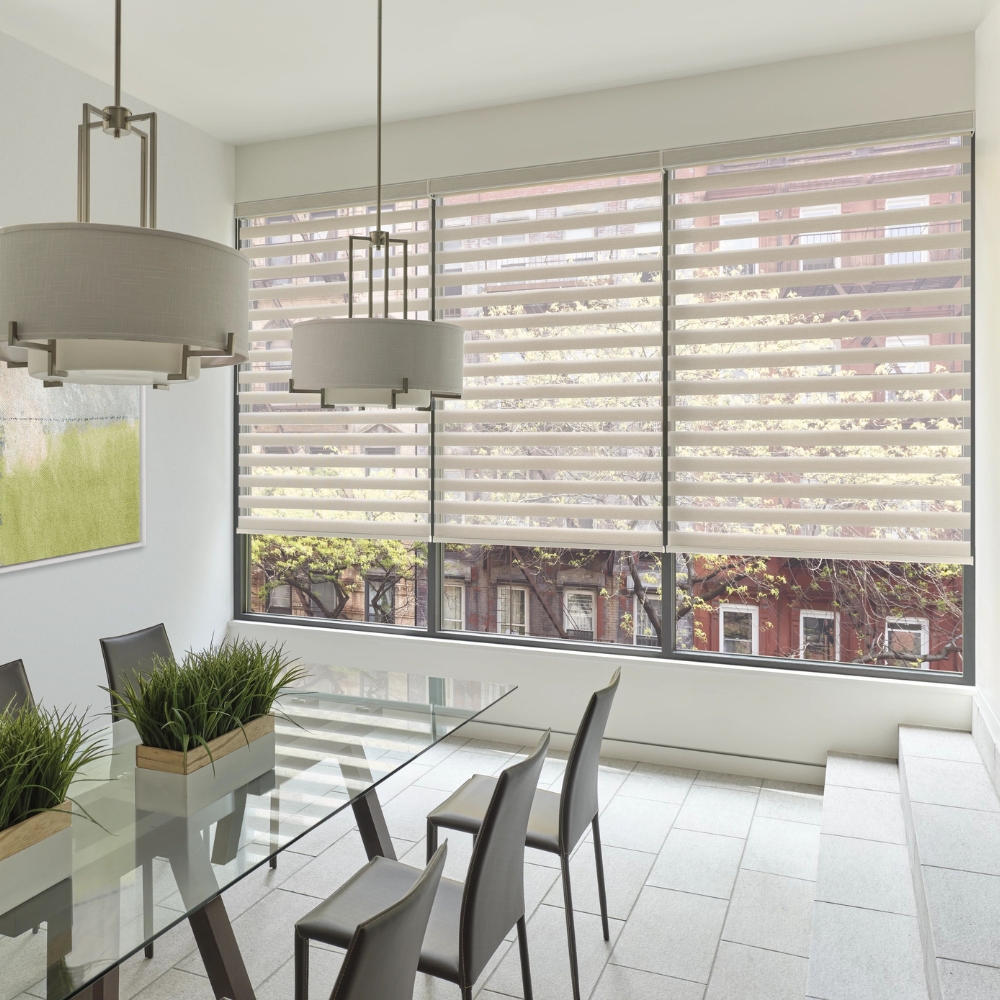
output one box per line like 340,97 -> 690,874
0,0 -> 248,388
289,0 -> 463,409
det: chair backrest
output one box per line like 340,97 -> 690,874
100,624 -> 174,720
460,730 -> 550,985
330,842 -> 447,1000
0,659 -> 34,715
559,668 -> 621,851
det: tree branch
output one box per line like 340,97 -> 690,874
511,547 -> 569,639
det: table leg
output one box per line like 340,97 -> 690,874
74,966 -> 119,1000
188,895 -> 255,1000
351,788 -> 395,861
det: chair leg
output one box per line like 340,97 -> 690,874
294,928 -> 309,1000
143,861 -> 155,959
592,815 -> 610,941
560,853 -> 581,1000
426,818 -> 438,864
516,914 -> 533,1000
269,855 -> 278,869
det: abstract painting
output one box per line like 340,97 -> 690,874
0,364 -> 142,571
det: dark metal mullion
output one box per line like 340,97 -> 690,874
662,167 -> 674,659
233,217 -> 249,619
964,132 -> 976,685
427,192 -> 441,637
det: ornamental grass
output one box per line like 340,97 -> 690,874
0,703 -> 105,835
109,638 -> 304,756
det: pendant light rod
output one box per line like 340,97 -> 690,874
376,0 -> 382,237
114,0 -> 122,108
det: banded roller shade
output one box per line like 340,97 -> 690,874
667,133 -> 972,564
238,195 -> 434,541
434,173 -> 664,550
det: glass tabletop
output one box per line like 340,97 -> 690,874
0,665 -> 512,1000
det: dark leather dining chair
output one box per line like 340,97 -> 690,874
100,623 -> 174,720
297,843 -> 447,1000
100,623 -> 174,959
295,731 -> 551,1000
426,668 -> 620,1000
0,659 -> 34,715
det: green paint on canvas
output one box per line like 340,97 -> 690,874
0,420 -> 140,567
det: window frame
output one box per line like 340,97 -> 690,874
562,588 -> 597,642
799,609 -> 840,663
497,584 -> 529,637
233,116 -> 974,687
719,603 -> 760,657
442,581 -> 466,632
885,616 -> 931,668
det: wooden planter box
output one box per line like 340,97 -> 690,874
134,715 -> 276,817
0,802 -> 72,913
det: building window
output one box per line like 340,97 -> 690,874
497,585 -> 528,636
886,618 -> 930,668
633,594 -> 662,647
563,589 -> 597,641
366,577 -> 395,624
364,445 -> 397,476
885,194 -> 931,264
442,583 -> 465,631
267,584 -> 291,611
800,610 -> 839,661
719,604 -> 759,656
798,202 -> 841,271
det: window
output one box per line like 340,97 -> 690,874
498,586 -> 528,636
238,119 -> 971,680
720,604 -> 759,656
634,594 -> 662,647
365,577 -> 395,624
886,617 -> 929,667
442,583 -> 465,631
800,610 -> 838,661
669,134 -> 970,674
798,203 -> 841,271
885,194 -> 931,264
267,584 -> 291,611
564,589 -> 596,641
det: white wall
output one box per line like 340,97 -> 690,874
975,7 -> 1000,747
229,621 -> 973,784
0,32 -> 236,717
237,33 -> 974,204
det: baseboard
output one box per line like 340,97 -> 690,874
456,719 -> 827,786
973,692 -> 1000,796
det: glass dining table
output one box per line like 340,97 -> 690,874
0,665 -> 512,1000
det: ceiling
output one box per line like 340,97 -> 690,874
0,0 -> 990,145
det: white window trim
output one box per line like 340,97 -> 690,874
885,617 -> 930,668
442,581 -> 466,631
497,585 -> 529,636
563,588 -> 597,641
799,609 -> 840,661
719,603 -> 759,656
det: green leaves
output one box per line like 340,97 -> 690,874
108,639 -> 306,753
0,704 -> 105,834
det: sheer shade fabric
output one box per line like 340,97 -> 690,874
238,198 -> 433,541
667,134 -> 972,564
435,174 -> 664,550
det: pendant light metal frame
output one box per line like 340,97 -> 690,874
288,0 -> 463,412
1,0 -> 247,389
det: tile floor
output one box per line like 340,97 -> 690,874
45,736 -> 825,1000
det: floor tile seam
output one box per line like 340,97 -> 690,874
818,828 -> 907,848
823,780 -> 902,793
811,891 -> 916,918
812,898 -> 921,923
740,860 -> 820,882
748,813 -> 822,832
934,955 -> 1000,973
716,937 -> 812,962
908,798 -> 1000,815
702,804 -> 754,986
920,860 -> 1000,879
606,957 -> 708,987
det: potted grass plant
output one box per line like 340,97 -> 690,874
112,638 -> 304,815
0,704 -> 104,912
